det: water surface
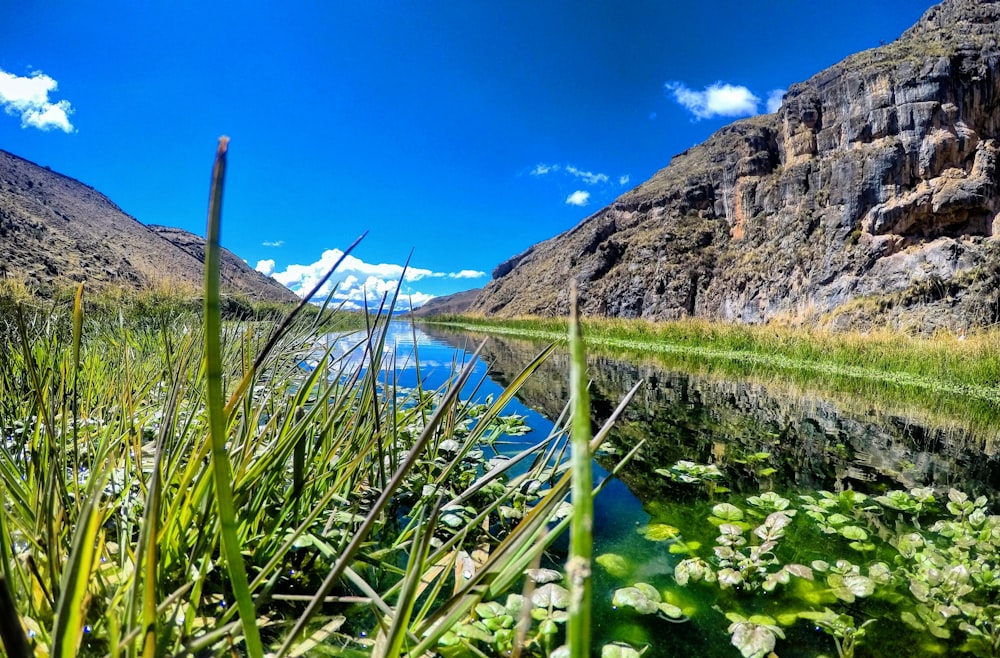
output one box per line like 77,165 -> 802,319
375,321 -> 1000,656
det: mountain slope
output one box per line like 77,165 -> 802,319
0,148 -> 297,302
148,225 -> 299,302
408,288 -> 481,317
471,0 -> 1000,331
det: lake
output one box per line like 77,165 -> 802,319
342,320 -> 1000,657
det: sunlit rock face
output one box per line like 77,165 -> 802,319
472,0 -> 1000,331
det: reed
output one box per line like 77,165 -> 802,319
0,141 -> 618,657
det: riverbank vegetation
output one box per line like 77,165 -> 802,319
0,277 -> 342,329
0,142 -> 615,657
425,315 -> 1000,405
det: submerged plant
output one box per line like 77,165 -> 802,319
614,482 -> 1000,657
797,608 -> 874,658
675,506 -> 813,594
656,460 -> 723,484
724,612 -> 785,658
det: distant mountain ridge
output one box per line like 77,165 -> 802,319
0,148 -> 298,303
471,0 -> 1000,331
409,288 -> 481,317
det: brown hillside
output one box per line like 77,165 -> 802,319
0,148 -> 298,303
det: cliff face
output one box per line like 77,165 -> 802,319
472,0 -> 1000,330
0,149 -> 298,303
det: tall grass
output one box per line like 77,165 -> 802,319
427,315 -> 1000,405
564,284 -> 592,658
0,140 -> 622,657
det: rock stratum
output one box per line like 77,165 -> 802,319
471,0 -> 1000,330
0,148 -> 298,303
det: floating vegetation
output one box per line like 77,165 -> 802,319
597,477 -> 1000,658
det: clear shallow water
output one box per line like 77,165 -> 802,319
347,321 -> 1000,657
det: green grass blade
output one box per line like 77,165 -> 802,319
140,435 -> 164,658
51,466 -> 108,658
70,282 -> 84,507
376,499 -> 442,658
566,283 -> 593,658
202,136 -> 264,658
276,341 -> 486,657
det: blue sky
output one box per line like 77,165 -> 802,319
1,1 -> 933,309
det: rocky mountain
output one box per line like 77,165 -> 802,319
408,288 -> 481,317
0,148 -> 298,302
471,0 -> 1000,331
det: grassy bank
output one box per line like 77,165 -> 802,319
0,278 -> 357,338
424,315 -> 1000,405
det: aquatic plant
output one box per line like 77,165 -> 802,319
0,140 -> 637,657
613,481 -> 1000,657
723,612 -> 785,658
655,460 -> 723,484
797,608 -> 874,658
677,512 -> 813,593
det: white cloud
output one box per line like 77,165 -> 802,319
619,175 -> 630,186
564,165 -> 608,185
263,250 -> 485,309
766,88 -> 786,113
262,239 -> 284,247
533,163 -> 611,186
566,190 -> 590,206
255,259 -> 276,276
0,68 -> 74,132
665,81 -> 760,121
449,269 -> 486,279
405,291 -> 437,307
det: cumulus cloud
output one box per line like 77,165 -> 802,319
262,250 -> 486,309
766,88 -> 786,113
619,175 -> 630,186
566,190 -> 590,206
255,259 -> 276,277
262,239 -> 284,247
0,68 -> 75,132
531,163 -> 553,175
665,81 -> 760,121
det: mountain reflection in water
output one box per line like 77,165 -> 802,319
420,323 -> 1000,502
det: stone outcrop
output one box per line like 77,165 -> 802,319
470,0 -> 1000,331
0,149 -> 299,303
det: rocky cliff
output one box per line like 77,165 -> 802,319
0,149 -> 298,303
471,0 -> 1000,331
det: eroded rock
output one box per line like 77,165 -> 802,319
471,0 -> 1000,330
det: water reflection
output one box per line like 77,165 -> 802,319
419,323 -> 1000,501
412,322 -> 1000,656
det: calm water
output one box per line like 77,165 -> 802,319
345,321 -> 1000,657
